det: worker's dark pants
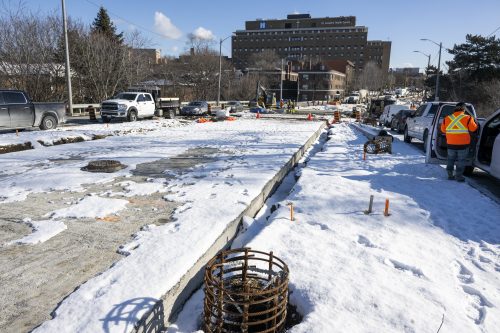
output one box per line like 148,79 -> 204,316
447,148 -> 468,179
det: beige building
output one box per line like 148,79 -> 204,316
232,14 -> 391,73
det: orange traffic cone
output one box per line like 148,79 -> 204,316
256,111 -> 261,119
307,113 -> 313,121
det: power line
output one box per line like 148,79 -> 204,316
83,0 -> 181,40
487,25 -> 500,37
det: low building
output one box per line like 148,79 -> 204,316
297,66 -> 346,101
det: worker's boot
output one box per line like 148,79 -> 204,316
447,170 -> 454,180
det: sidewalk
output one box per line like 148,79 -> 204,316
171,122 -> 500,332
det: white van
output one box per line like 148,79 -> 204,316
426,106 -> 500,179
379,104 -> 410,127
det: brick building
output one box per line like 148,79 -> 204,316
232,14 -> 391,73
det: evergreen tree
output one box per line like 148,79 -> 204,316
91,6 -> 123,44
446,34 -> 500,81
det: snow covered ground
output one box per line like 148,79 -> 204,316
0,118 -> 183,147
0,118 -> 324,332
169,123 -> 500,332
2,118 -> 498,333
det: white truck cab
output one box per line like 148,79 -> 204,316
426,105 -> 500,179
404,102 -> 476,152
100,92 -> 156,122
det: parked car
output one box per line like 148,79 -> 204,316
226,101 -> 244,113
404,101 -> 476,152
379,104 -> 410,127
100,92 -> 156,122
180,101 -> 209,116
426,105 -> 500,179
0,89 -> 66,130
390,109 -> 414,133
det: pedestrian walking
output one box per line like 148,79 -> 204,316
440,102 -> 478,182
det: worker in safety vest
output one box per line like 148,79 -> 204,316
440,102 -> 478,182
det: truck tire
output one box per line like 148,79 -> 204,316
464,166 -> 475,176
39,115 -> 57,130
127,109 -> 137,122
164,108 -> 176,119
404,126 -> 412,143
102,116 -> 111,123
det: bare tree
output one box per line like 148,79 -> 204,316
248,50 -> 280,70
186,33 -> 215,54
0,6 -> 65,101
355,61 -> 386,91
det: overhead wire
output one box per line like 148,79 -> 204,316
487,25 -> 500,37
82,0 -> 183,41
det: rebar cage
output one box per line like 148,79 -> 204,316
204,248 -> 289,333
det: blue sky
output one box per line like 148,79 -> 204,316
20,0 -> 500,72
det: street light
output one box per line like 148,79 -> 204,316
420,38 -> 442,101
217,35 -> 233,106
413,50 -> 431,72
61,0 -> 73,114
413,50 -> 431,100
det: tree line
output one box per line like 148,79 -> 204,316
424,34 -> 500,116
0,4 -> 262,104
1,3 -> 498,113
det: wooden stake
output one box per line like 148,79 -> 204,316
384,199 -> 390,217
16,129 -> 19,136
289,203 -> 295,221
364,195 -> 374,214
363,150 -> 366,160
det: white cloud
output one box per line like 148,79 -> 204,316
171,46 -> 179,53
402,62 -> 414,67
154,12 -> 182,40
192,27 -> 215,40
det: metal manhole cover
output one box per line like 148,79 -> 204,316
81,160 -> 127,173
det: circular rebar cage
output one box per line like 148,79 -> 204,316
204,248 -> 289,333
81,160 -> 127,173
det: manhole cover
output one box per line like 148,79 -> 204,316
81,160 -> 127,173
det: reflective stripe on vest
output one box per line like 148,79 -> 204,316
446,114 -> 468,134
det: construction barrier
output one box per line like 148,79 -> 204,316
355,110 -> 362,122
86,105 -> 97,122
333,111 -> 341,123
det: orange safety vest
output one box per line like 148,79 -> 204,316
440,111 -> 478,146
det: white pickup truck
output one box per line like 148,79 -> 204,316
426,105 -> 500,179
404,102 -> 476,152
100,92 -> 156,122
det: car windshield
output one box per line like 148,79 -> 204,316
115,93 -> 137,100
188,102 -> 202,106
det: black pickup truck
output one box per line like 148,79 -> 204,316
0,89 -> 66,130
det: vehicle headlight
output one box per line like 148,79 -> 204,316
194,108 -> 200,111
118,104 -> 127,110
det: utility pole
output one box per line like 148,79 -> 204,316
217,35 -> 232,106
280,58 -> 284,101
435,42 -> 442,101
420,39 -> 443,101
413,50 -> 431,100
61,0 -> 73,115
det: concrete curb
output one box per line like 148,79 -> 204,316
350,123 -> 378,140
134,121 -> 328,332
